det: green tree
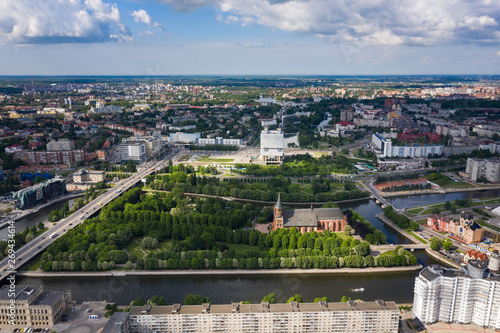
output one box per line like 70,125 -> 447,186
442,239 -> 453,251
184,294 -> 210,305
343,225 -> 354,236
444,201 -> 451,210
430,237 -> 442,251
149,295 -> 166,306
314,297 -> 329,302
286,294 -> 303,303
132,297 -> 145,306
262,293 -> 278,304
340,296 -> 351,302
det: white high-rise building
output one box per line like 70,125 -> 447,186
260,129 -> 284,165
120,141 -> 147,163
466,158 -> 500,182
413,262 -> 500,329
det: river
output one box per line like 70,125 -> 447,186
16,189 -> 497,304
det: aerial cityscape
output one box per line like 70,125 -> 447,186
1,0 -> 500,333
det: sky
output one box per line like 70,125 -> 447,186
0,0 -> 500,75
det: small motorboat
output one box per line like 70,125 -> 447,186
352,288 -> 365,292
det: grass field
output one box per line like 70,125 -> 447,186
333,232 -> 353,241
195,155 -> 235,163
378,250 -> 396,257
440,181 -> 476,189
409,231 -> 427,244
222,243 -> 265,253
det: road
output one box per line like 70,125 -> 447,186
0,149 -> 179,282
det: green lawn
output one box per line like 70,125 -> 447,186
476,220 -> 500,232
407,208 -> 425,215
222,243 -> 265,253
23,253 -> 43,271
333,232 -> 353,241
440,181 -> 476,189
378,250 -> 396,257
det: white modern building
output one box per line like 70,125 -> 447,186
413,258 -> 500,330
371,133 -> 442,158
116,300 -> 399,333
260,129 -> 284,165
124,136 -> 162,157
169,132 -> 201,143
466,158 -> 500,182
196,137 -> 243,146
120,141 -> 147,163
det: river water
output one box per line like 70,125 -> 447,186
16,189 -> 499,304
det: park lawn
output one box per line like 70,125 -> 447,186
333,232 -> 353,241
298,184 -> 314,195
473,197 -> 500,206
125,237 -> 149,259
221,242 -> 265,253
440,181 -> 476,189
198,157 -> 235,163
407,207 -> 425,215
416,219 -> 427,225
23,253 -> 43,271
476,220 -> 500,232
378,250 -> 396,257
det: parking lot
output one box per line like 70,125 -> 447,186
50,301 -> 108,333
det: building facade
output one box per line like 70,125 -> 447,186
260,129 -> 284,165
196,137 -> 243,146
466,158 -> 500,182
120,141 -> 147,163
72,170 -> 105,183
427,211 -> 484,244
169,132 -> 201,143
46,139 -> 74,151
413,263 -> 500,330
0,285 -> 68,329
121,300 -> 398,333
13,179 -> 67,210
272,195 -> 347,234
19,150 -> 87,165
124,136 -> 161,157
371,133 -> 442,158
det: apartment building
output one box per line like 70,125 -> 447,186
371,133 -> 442,158
413,259 -> 500,329
72,170 -> 106,183
117,300 -> 398,333
0,285 -> 68,329
466,158 -> 500,182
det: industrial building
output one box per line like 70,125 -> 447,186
0,285 -> 69,329
413,254 -> 500,330
260,129 -> 284,165
13,178 -> 67,210
102,300 -> 399,333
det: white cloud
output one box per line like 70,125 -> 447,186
0,0 -> 131,44
131,9 -> 164,29
158,0 -> 500,46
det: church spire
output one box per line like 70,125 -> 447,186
276,193 -> 283,209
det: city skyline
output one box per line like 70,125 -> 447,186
1,0 -> 500,75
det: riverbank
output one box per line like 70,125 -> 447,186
9,193 -> 85,224
18,265 -> 423,278
380,185 -> 500,199
143,189 -> 371,207
425,248 -> 461,269
375,213 -> 422,244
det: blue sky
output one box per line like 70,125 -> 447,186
0,0 -> 499,75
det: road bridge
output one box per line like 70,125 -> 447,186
0,150 -> 179,282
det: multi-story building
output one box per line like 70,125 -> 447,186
196,137 -> 243,146
18,150 -> 87,165
46,139 -> 74,151
0,285 -> 68,329
340,109 -> 354,122
102,312 -> 130,333
466,158 -> 500,182
371,133 -> 442,158
413,260 -> 500,330
427,211 -> 484,244
120,141 -> 147,163
169,132 -> 201,143
124,136 -> 161,157
13,179 -> 67,210
72,170 -> 105,183
272,194 -> 347,234
260,129 -> 284,165
121,300 -> 398,333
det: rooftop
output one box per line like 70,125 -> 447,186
129,300 -> 398,316
31,292 -> 63,307
0,285 -> 41,302
283,208 -> 345,228
101,312 -> 130,333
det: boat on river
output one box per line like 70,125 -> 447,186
352,288 -> 365,292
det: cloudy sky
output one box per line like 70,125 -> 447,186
0,0 -> 499,75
